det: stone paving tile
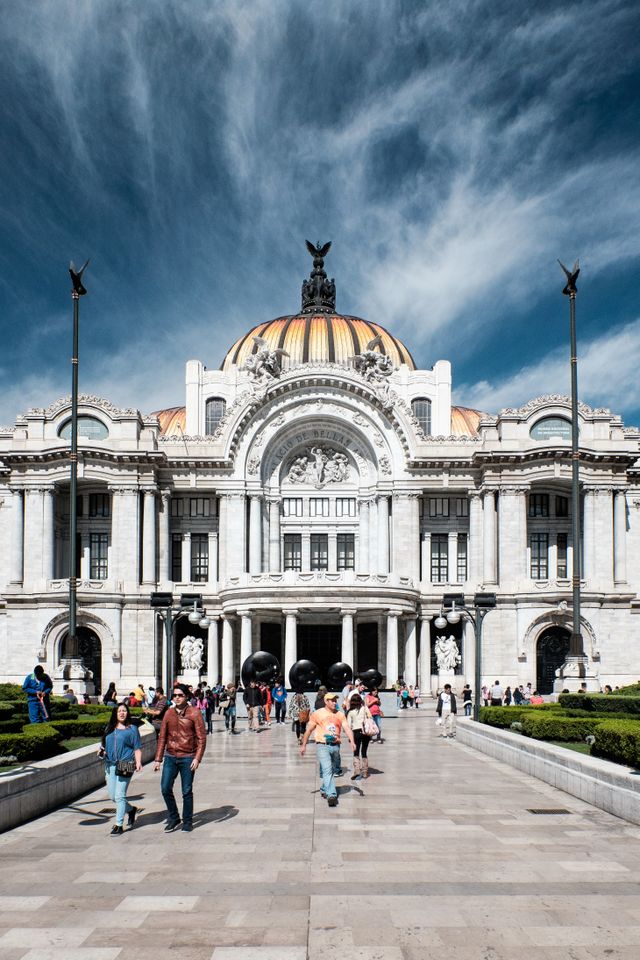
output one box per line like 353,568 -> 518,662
2,710 -> 640,959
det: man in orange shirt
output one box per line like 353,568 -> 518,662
300,692 -> 356,807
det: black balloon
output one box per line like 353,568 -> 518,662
289,659 -> 320,691
327,662 -> 353,689
359,668 -> 383,690
241,651 -> 281,688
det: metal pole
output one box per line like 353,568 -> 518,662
165,609 -> 173,696
67,290 -> 80,658
568,288 -> 584,661
473,609 -> 482,721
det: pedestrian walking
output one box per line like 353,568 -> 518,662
244,680 -> 262,732
413,685 -> 421,708
365,687 -> 384,742
504,685 -> 512,706
144,686 -> 168,736
462,683 -> 472,717
300,692 -> 356,807
221,683 -> 237,734
154,682 -> 207,832
346,693 -> 375,779
22,665 -> 51,723
314,685 -> 328,710
272,680 -> 287,724
263,682 -> 273,726
289,690 -> 311,743
100,703 -> 142,835
436,683 -> 457,738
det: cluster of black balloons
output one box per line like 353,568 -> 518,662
241,651 -> 383,692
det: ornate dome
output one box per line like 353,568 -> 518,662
222,313 -> 416,372
451,406 -> 483,437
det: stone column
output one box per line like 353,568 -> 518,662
447,531 -> 458,583
468,491 -> 483,583
42,488 -> 55,582
418,615 -> 432,691
410,494 -> 421,582
498,487 -> 528,585
378,495 -> 390,575
80,535 -> 90,579
385,611 -> 399,687
268,497 -> 281,571
181,532 -> 191,583
239,610 -> 252,668
110,487 -> 139,586
249,495 -> 262,574
357,499 -> 369,573
421,531 -> 431,585
221,616 -> 234,685
614,489 -> 627,584
207,532 -> 218,585
594,488 -> 614,585
301,532 -> 311,572
368,498 -> 378,573
226,494 -> 246,576
10,489 -> 24,583
158,491 -> 171,583
23,488 -> 43,585
341,610 -> 355,668
284,609 -> 298,684
328,532 -> 338,573
404,615 -> 417,686
142,489 -> 157,584
207,616 -> 220,685
482,489 -> 497,583
582,488 -> 595,582
218,495 -> 228,584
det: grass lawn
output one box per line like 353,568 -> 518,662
0,736 -> 100,774
550,740 -> 591,755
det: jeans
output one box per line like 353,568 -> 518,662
373,715 -> 383,739
224,706 -> 236,730
316,743 -> 341,799
464,702 -> 472,716
105,761 -> 133,826
353,730 -> 370,758
27,699 -> 47,723
274,701 -> 287,723
161,755 -> 195,825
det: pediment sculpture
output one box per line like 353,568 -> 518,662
350,335 -> 395,382
286,445 -> 350,488
243,336 -> 289,382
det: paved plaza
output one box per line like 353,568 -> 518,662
1,710 -> 640,960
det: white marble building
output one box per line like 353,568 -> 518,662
1,247 -> 640,694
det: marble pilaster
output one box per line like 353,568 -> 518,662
268,497 -> 281,571
357,498 -> 369,573
385,611 -> 399,687
158,491 -> 171,583
377,495 -> 390,575
482,489 -> 497,583
10,488 -> 24,583
341,609 -> 355,669
221,616 -> 234,685
142,489 -> 157,584
239,610 -> 252,669
614,489 -> 627,583
207,616 -> 220,685
249,495 -> 262,574
404,615 -> 417,686
284,609 -> 298,685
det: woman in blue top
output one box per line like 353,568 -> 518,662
100,703 -> 142,835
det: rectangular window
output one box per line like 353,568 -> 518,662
455,498 -> 469,518
283,534 -> 302,571
529,493 -> 549,517
555,495 -> 569,517
309,498 -> 330,517
191,533 -> 208,582
171,498 -> 184,518
171,534 -> 182,582
557,532 -> 568,578
282,498 -> 303,517
337,533 -> 355,570
457,534 -> 468,582
429,497 -> 450,518
76,495 -> 84,518
530,532 -> 549,579
190,498 -> 210,518
89,532 -> 108,580
336,498 -> 356,517
431,534 -> 448,583
89,493 -> 110,518
310,533 -> 329,570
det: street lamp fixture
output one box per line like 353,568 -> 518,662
436,592 -> 497,721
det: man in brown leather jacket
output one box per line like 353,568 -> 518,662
154,683 -> 207,832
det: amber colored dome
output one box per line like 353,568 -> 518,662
451,406 -> 483,437
221,313 -> 416,372
151,406 -> 186,436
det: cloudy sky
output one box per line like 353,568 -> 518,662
1,0 -> 639,426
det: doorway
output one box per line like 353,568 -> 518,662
536,626 -> 571,694
260,622 -> 283,667
61,627 -> 102,693
297,624 -> 341,684
356,622 -> 378,676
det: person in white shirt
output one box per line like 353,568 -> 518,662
490,681 -> 503,706
436,684 -> 457,738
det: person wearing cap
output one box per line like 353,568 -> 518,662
300,692 -> 355,807
154,682 -> 207,832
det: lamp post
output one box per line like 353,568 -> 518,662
150,592 -> 210,694
434,592 -> 496,721
66,259 -> 89,660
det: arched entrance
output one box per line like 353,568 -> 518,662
536,626 -> 571,695
61,627 -> 102,693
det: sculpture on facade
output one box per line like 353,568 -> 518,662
286,445 -> 350,488
243,336 -> 289,382
350,335 -> 395,382
180,635 -> 204,672
301,240 -> 336,314
435,635 -> 461,672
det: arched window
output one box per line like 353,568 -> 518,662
58,416 -> 109,440
530,416 -> 572,440
412,398 -> 431,436
205,397 -> 226,435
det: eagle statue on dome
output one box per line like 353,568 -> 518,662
350,335 -> 395,381
306,239 -> 331,261
243,335 -> 289,382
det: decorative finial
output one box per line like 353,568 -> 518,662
301,240 -> 336,313
69,259 -> 90,297
558,258 -> 579,296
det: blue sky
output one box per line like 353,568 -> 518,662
1,0 -> 639,426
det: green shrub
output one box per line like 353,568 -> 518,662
48,717 -> 109,738
479,703 -> 560,728
0,719 -> 25,733
612,683 -> 640,697
0,684 -> 24,700
592,720 -> 640,768
559,694 -> 640,715
0,702 -> 16,721
49,698 -> 73,714
75,703 -> 144,717
0,725 -> 63,762
0,700 -> 28,717
520,714 -> 604,741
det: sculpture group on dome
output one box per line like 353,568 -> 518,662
350,335 -> 395,381
301,239 -> 336,314
243,336 -> 289,382
287,445 -> 350,488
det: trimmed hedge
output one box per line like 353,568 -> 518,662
0,725 -> 63,762
614,683 -> 640,697
520,714 -> 604,741
0,703 -> 16,721
0,719 -> 25,734
592,720 -> 640,768
47,717 -> 110,738
479,704 -> 561,728
0,684 -> 24,700
559,694 -> 640,715
74,703 -> 144,717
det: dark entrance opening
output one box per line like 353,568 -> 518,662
536,626 -> 571,695
260,622 -> 283,667
61,627 -> 102,694
429,620 -> 464,675
357,622 -> 378,676
297,624 -> 341,685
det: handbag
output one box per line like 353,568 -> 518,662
362,709 -> 377,737
114,729 -> 136,778
298,708 -> 310,723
